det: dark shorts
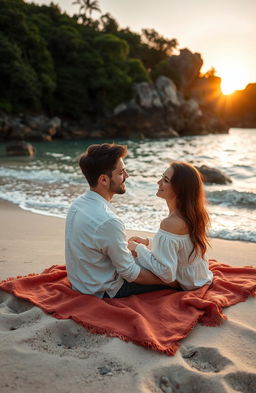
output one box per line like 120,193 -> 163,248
104,281 -> 180,298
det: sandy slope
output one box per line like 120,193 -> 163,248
0,200 -> 255,393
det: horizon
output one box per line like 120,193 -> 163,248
26,0 -> 256,94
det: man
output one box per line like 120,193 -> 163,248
65,143 -> 170,298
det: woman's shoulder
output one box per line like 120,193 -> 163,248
160,214 -> 188,236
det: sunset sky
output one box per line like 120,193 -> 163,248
27,0 -> 256,94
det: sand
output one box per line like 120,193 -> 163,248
0,200 -> 255,393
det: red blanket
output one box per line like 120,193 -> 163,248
0,260 -> 255,356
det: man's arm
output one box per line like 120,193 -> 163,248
96,218 -> 171,285
133,267 -> 173,285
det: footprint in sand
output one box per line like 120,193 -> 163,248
224,371 -> 256,393
180,345 -> 233,373
0,292 -> 34,314
0,292 -> 43,331
23,318 -> 111,358
149,365 -> 227,393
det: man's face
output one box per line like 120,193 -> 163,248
109,158 -> 128,195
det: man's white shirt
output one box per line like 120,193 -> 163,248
65,190 -> 141,298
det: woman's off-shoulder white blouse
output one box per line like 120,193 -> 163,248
135,229 -> 213,290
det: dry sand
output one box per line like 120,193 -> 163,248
0,200 -> 255,393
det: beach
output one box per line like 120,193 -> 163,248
0,199 -> 255,393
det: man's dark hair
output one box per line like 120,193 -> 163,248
79,143 -> 128,187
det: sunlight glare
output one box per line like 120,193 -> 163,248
218,63 -> 249,95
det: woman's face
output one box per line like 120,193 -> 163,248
156,167 -> 175,200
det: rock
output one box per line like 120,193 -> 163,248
113,102 -> 127,115
156,128 -> 179,138
90,129 -> 105,138
44,117 -> 62,137
160,376 -> 170,385
156,76 -> 180,106
42,134 -> 52,142
168,48 -> 203,92
25,114 -> 49,131
6,142 -> 36,157
134,82 -> 162,108
106,102 -> 167,138
47,117 -> 61,129
180,98 -> 202,118
0,113 -> 11,139
109,74 -> 225,137
196,165 -> 232,184
9,124 -> 33,140
98,366 -> 112,375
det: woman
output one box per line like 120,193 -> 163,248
128,161 -> 213,290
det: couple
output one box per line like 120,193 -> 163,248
65,143 -> 213,298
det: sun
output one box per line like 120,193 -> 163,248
218,63 -> 249,95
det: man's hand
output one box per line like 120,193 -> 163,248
127,241 -> 138,257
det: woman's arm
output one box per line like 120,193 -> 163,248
128,239 -> 179,284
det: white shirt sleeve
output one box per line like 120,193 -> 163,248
135,236 -> 179,283
95,218 -> 141,282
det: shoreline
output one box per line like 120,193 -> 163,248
0,199 -> 255,281
1,198 -> 256,245
0,198 -> 255,393
1,197 -> 256,243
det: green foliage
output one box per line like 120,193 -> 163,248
151,59 -> 181,87
0,0 -> 178,120
126,59 -> 150,83
94,34 -> 129,62
0,33 -> 40,111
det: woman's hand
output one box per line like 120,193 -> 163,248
128,236 -> 149,246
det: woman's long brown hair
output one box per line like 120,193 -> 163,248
170,161 -> 210,260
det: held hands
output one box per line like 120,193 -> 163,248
128,236 -> 149,246
127,236 -> 149,257
127,241 -> 138,256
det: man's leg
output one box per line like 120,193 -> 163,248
113,281 -> 179,298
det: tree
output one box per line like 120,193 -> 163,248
0,33 -> 41,111
100,13 -> 119,33
72,0 -> 101,25
142,28 -> 177,55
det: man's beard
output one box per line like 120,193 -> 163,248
109,179 -> 126,194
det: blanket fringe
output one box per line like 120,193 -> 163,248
0,265 -> 66,287
0,272 -> 38,284
200,286 -> 256,326
52,312 -> 179,356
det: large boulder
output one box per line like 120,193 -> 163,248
134,82 -> 162,108
8,123 -> 33,140
6,142 -> 36,157
108,98 -> 175,138
197,165 -> 232,184
168,48 -> 203,92
110,75 -> 219,137
109,79 -> 182,137
156,76 -> 180,106
0,114 -> 63,141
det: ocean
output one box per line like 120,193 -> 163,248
0,128 -> 255,242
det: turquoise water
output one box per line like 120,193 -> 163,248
0,128 -> 256,242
